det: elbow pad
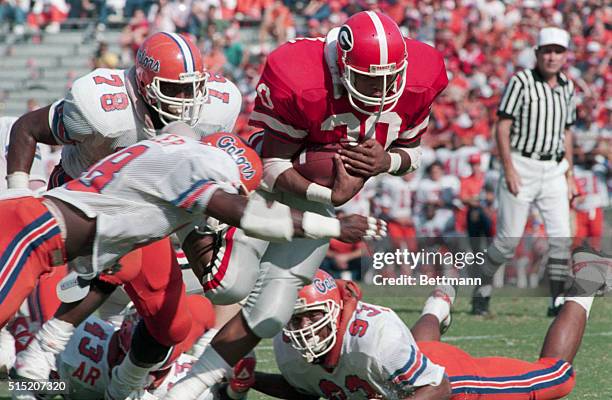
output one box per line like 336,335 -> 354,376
393,145 -> 422,174
240,193 -> 294,241
262,157 -> 293,191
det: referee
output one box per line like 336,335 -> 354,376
472,27 -> 577,316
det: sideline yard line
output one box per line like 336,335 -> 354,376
255,330 -> 612,350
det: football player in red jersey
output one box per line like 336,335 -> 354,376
166,11 -> 446,400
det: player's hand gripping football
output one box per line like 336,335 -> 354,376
337,214 -> 387,243
331,155 -> 365,206
338,139 -> 390,178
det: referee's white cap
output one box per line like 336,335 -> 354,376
537,27 -> 570,49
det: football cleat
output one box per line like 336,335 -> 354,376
0,326 -> 15,378
105,365 -> 154,400
13,336 -> 57,381
423,285 -> 456,334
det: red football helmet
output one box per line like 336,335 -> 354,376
136,32 -> 208,126
336,11 -> 408,115
200,132 -> 263,195
283,270 -> 342,363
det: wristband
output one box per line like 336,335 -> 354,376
387,152 -> 402,173
306,183 -> 333,205
7,171 -> 30,189
302,212 -> 341,239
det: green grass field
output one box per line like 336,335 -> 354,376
2,287 -> 610,399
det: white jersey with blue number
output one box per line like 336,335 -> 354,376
274,301 -> 445,399
48,67 -> 241,179
45,134 -> 241,275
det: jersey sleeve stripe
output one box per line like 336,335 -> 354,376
50,101 -> 76,145
172,179 -> 217,212
398,116 -> 429,141
249,111 -> 308,140
391,349 -> 426,386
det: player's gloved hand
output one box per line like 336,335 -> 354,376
331,155 -> 364,206
224,356 -> 256,399
338,139 -> 389,178
337,215 -> 387,243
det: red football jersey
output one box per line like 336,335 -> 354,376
249,37 -> 448,149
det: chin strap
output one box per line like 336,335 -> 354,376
324,27 -> 344,100
322,280 -> 362,370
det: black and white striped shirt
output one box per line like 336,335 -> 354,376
497,68 -> 576,160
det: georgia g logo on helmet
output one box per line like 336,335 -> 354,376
338,25 -> 354,52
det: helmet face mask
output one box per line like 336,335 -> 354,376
145,72 -> 208,126
342,61 -> 407,115
283,270 -> 342,363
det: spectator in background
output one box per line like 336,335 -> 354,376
92,40 -> 119,68
223,23 -> 247,74
259,0 -> 293,51
234,0 -> 269,20
322,237 -> 366,281
202,35 -> 226,72
460,154 -> 492,250
148,0 -> 176,32
0,0 -> 28,37
119,7 -> 148,62
27,0 -> 68,34
26,98 -> 40,112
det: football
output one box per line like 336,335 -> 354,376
292,143 -> 343,188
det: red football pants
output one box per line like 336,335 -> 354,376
165,294 -> 215,365
99,238 -> 193,347
0,197 -> 65,328
32,164 -> 193,347
419,341 -> 575,399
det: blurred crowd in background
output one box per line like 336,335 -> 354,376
1,0 -> 610,285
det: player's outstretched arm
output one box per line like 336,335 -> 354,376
408,376 -> 452,400
205,190 -> 385,243
250,372 -> 319,400
6,105 -> 56,188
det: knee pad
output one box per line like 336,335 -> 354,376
241,275 -> 306,339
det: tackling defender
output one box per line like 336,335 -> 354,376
6,31 -> 242,399
241,251 -> 607,399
